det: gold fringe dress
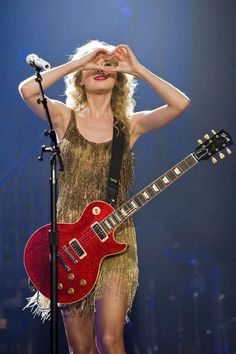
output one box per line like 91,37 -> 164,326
26,111 -> 138,320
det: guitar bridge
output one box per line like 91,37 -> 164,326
57,253 -> 71,272
63,245 -> 78,264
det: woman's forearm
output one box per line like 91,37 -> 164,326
18,60 -> 81,98
135,64 -> 190,111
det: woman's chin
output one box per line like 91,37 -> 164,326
86,86 -> 115,95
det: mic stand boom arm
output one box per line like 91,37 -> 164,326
35,68 -> 64,354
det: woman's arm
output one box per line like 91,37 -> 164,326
131,64 -> 190,135
106,45 -> 190,145
18,48 -> 110,134
19,61 -> 81,122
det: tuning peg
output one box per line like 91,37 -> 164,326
211,157 -> 217,164
226,148 -> 232,155
197,139 -> 203,144
211,129 -> 216,135
204,134 -> 210,140
219,152 -> 225,159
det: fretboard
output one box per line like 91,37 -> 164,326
100,153 -> 198,233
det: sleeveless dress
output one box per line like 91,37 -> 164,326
25,111 -> 138,320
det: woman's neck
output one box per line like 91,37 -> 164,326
83,92 -> 113,120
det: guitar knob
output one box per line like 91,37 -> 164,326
68,273 -> 75,280
219,152 -> 225,159
67,288 -> 75,295
197,139 -> 203,144
92,206 -> 101,215
211,157 -> 217,164
211,129 -> 216,135
57,283 -> 63,290
80,279 -> 87,287
204,134 -> 210,140
226,148 -> 232,155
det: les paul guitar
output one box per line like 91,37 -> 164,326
24,129 -> 233,304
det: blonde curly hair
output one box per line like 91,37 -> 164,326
64,40 -> 138,132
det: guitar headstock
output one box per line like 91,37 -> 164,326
194,129 -> 233,163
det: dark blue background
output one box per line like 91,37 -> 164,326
0,1 -> 235,353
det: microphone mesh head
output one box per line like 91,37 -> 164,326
26,53 -> 38,64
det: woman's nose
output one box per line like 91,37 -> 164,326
96,69 -> 106,76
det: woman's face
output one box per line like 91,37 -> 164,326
79,57 -> 117,94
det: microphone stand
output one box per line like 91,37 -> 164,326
35,67 -> 64,354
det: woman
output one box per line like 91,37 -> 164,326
19,40 -> 190,354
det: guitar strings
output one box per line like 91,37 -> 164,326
58,160 -> 186,260
57,156 -> 196,261
57,202 -> 138,261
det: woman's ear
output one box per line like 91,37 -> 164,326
76,73 -> 84,87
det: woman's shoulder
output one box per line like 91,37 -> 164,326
51,101 -> 73,140
128,112 -> 143,148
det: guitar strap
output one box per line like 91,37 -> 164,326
107,117 -> 125,206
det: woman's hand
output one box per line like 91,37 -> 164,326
105,45 -> 142,77
74,48 -> 111,71
73,45 -> 142,77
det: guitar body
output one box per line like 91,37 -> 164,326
24,201 -> 128,304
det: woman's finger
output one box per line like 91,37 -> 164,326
82,65 -> 106,71
90,49 -> 109,62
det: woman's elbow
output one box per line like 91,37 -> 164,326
177,96 -> 191,112
18,81 -> 26,97
18,81 -> 31,99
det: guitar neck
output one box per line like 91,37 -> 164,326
100,153 -> 198,233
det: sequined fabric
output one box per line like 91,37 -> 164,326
57,111 -> 138,314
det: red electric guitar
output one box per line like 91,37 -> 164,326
24,129 -> 233,304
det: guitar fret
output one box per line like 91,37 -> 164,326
156,179 -> 165,190
173,166 -> 182,176
178,160 -> 189,172
107,216 -> 117,227
100,221 -> 109,233
146,186 -> 156,197
112,212 -> 121,223
124,202 -> 133,212
101,154 -> 198,228
137,193 -> 147,204
120,208 -> 128,217
162,175 -> 170,184
120,205 -> 130,218
133,195 -> 143,207
142,191 -> 151,199
130,200 -> 138,209
116,209 -> 125,221
167,170 -> 176,182
185,155 -> 197,167
151,183 -> 159,192
104,220 -> 112,230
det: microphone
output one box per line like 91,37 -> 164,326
26,53 -> 51,71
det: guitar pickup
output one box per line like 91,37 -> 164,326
92,222 -> 108,242
69,239 -> 87,259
